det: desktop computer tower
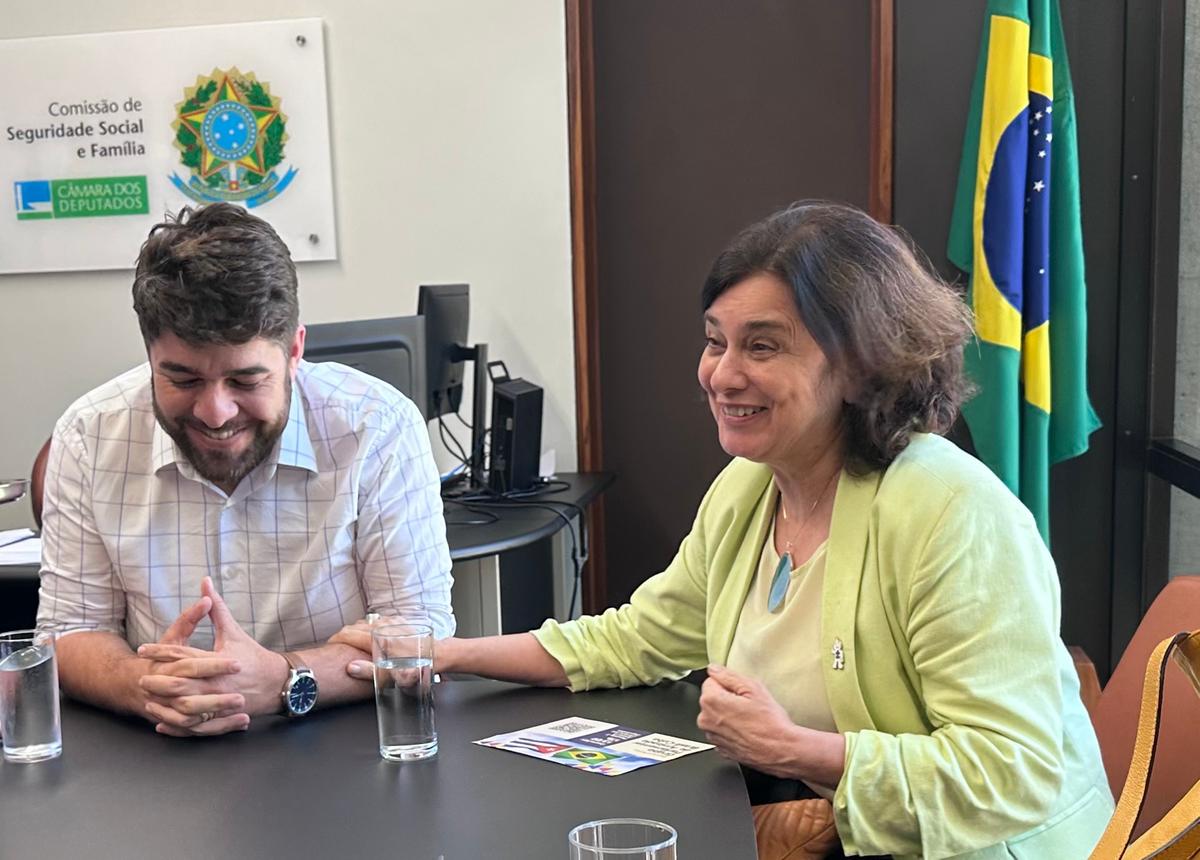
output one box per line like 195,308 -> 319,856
488,377 -> 543,493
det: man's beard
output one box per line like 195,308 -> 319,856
152,383 -> 291,490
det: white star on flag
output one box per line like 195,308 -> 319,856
1046,105 -> 1053,113
1033,180 -> 1045,192
1033,129 -> 1040,136
1045,133 -> 1053,142
1039,150 -> 1046,158
1035,111 -> 1043,120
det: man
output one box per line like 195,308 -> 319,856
37,203 -> 454,736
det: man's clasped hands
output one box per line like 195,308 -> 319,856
130,576 -> 367,736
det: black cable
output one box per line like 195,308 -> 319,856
501,479 -> 570,499
456,479 -> 572,502
451,490 -> 590,619
567,538 -> 582,621
441,499 -> 500,526
436,415 -> 470,468
471,427 -> 491,470
454,492 -> 589,559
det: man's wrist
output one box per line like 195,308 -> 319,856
124,653 -> 165,719
255,651 -> 292,716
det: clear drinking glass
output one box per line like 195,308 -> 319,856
568,818 -> 678,859
0,628 -> 62,763
371,621 -> 437,761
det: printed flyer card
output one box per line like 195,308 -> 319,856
474,716 -> 714,776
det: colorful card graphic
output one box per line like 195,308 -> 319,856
474,716 -> 713,777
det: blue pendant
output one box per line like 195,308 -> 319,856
768,552 -> 792,613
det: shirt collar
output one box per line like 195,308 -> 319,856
150,379 -> 318,476
276,379 -> 318,473
151,419 -> 178,473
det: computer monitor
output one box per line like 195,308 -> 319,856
417,283 -> 470,419
302,316 -> 428,417
417,283 -> 491,488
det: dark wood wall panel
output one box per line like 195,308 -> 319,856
591,0 -> 872,604
1050,1 -> 1125,675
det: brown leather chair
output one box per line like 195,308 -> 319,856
1073,576 -> 1200,838
30,437 -> 51,530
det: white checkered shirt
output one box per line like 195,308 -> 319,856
37,360 -> 455,650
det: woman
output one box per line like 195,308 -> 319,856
337,202 -> 1112,859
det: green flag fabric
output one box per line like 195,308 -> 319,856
947,0 -> 1101,543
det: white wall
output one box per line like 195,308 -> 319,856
0,1 -> 577,529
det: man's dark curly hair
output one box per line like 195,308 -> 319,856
701,200 -> 975,474
132,203 -> 299,348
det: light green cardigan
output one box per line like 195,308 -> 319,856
534,434 -> 1112,859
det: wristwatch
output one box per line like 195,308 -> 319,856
280,652 -> 318,717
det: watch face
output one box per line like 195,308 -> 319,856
287,673 -> 318,715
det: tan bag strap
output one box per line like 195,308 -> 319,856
1089,630 -> 1200,859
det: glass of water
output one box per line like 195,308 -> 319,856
568,819 -> 677,859
371,621 -> 436,761
0,628 -> 62,763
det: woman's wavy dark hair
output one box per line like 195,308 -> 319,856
132,203 -> 299,348
701,200 -> 974,473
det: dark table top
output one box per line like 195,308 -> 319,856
0,679 -> 755,859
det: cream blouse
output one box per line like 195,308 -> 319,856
725,515 -> 837,798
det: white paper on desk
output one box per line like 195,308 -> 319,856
0,529 -> 34,545
0,530 -> 40,565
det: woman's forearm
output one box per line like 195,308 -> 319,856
437,633 -> 570,687
777,725 -> 847,787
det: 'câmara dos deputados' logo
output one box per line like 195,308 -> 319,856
170,67 -> 297,207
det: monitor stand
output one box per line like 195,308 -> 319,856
467,342 -> 488,488
442,342 -> 489,494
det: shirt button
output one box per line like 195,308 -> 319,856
224,567 -> 239,579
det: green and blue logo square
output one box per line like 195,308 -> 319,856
14,181 -> 53,220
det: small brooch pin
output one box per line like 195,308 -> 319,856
832,637 -> 846,671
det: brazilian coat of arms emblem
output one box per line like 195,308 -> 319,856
169,67 -> 297,207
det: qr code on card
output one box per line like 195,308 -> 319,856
537,717 -> 612,737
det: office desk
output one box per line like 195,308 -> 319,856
444,472 -> 612,561
0,473 -> 613,634
444,472 -> 613,637
0,680 -> 756,859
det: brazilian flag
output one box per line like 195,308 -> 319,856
948,0 -> 1101,544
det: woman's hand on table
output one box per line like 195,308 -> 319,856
698,664 -> 845,786
329,619 -> 373,656
333,619 -> 460,681
331,619 -> 376,681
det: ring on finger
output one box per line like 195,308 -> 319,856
199,711 -> 215,723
